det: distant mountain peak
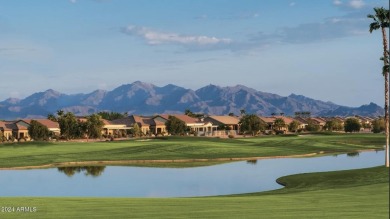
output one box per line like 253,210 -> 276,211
45,89 -> 62,97
229,84 -> 256,92
131,81 -> 155,88
0,81 -> 383,119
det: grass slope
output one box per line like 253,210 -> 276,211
0,166 -> 388,218
0,134 -> 385,168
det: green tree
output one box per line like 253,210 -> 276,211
85,114 -> 104,139
288,120 -> 300,132
28,120 -> 50,141
372,118 -> 385,133
368,7 -> 389,167
306,120 -> 320,132
324,120 -> 334,131
47,114 -> 57,122
57,111 -> 79,140
184,109 -> 194,117
344,118 -> 362,133
240,109 -> 246,116
0,131 -> 5,143
301,111 -> 311,118
98,111 -> 126,120
132,123 -> 142,137
239,114 -> 266,136
184,109 -> 204,118
273,118 -> 286,131
324,119 -> 343,131
165,116 -> 187,135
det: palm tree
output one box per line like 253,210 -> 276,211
47,114 -> 57,122
368,7 -> 390,167
240,109 -> 246,116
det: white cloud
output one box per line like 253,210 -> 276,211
122,25 -> 232,46
333,0 -> 343,6
348,0 -> 365,9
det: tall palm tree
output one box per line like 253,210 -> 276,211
368,7 -> 390,167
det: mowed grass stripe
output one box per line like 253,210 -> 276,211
0,134 -> 385,168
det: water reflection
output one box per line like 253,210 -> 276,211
0,150 -> 384,197
57,166 -> 106,177
346,152 -> 360,157
246,160 -> 258,165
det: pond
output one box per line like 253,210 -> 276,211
0,150 -> 384,198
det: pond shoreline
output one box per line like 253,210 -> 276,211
0,149 -> 380,170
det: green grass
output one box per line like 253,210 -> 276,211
0,166 -> 388,218
0,134 -> 387,218
0,134 -> 385,168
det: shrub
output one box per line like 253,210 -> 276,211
228,134 -> 235,138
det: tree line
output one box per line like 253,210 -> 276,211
23,111 -> 387,141
27,111 -> 105,141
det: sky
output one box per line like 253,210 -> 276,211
0,0 -> 388,107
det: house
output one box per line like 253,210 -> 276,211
160,114 -> 217,136
10,120 -> 31,141
294,117 -> 309,130
131,115 -> 155,135
308,117 -> 327,130
101,119 -> 129,137
204,115 -> 240,136
356,116 -> 374,127
0,121 -> 13,141
23,119 -> 61,136
151,115 -> 168,135
258,116 -> 276,130
111,115 -> 168,136
273,116 -> 296,126
204,116 -> 240,130
258,116 -> 305,133
333,117 -> 345,125
2,119 -> 61,141
111,116 -> 148,135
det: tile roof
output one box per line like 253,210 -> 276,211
273,116 -> 296,125
133,115 -> 155,126
101,119 -> 112,125
111,117 -> 134,126
158,114 -> 170,120
0,121 -> 12,131
15,123 -> 28,130
170,114 -> 199,124
23,119 -> 60,129
206,116 -> 240,125
310,117 -> 327,124
258,116 -> 275,123
153,116 -> 167,125
294,117 -> 309,124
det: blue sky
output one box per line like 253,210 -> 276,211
0,0 -> 388,107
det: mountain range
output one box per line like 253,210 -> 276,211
0,81 -> 384,119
